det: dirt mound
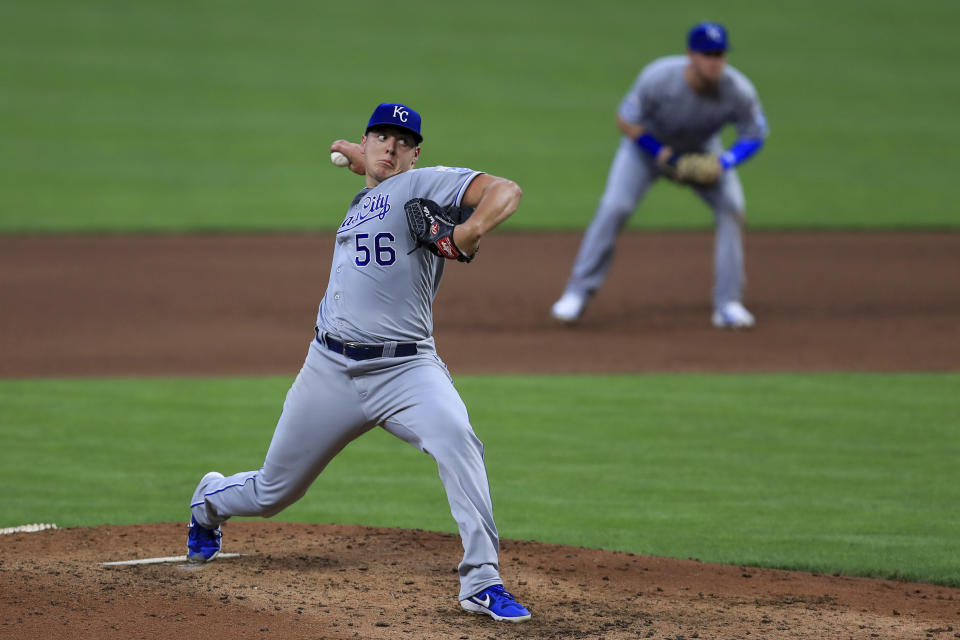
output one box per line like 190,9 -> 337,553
3,522 -> 958,639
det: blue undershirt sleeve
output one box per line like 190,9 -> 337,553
719,138 -> 764,170
634,133 -> 663,157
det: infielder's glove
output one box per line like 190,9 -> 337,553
660,152 -> 722,186
404,198 -> 475,263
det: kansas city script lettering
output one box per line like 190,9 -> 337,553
338,193 -> 391,233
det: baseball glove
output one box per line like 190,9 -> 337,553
661,153 -> 722,186
404,198 -> 474,263
446,204 -> 475,225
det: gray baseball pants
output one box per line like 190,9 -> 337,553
190,338 -> 502,600
564,137 -> 747,309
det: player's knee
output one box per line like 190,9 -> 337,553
442,416 -> 476,445
716,207 -> 745,224
255,478 -> 308,517
429,415 -> 481,455
598,198 -> 634,223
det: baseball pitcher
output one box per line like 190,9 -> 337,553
186,103 -> 530,622
551,21 -> 770,328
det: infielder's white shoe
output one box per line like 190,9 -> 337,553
712,301 -> 756,329
550,291 -> 587,324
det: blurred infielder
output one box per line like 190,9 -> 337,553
187,103 -> 531,622
551,21 -> 769,328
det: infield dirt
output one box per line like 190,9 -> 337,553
2,231 -> 959,639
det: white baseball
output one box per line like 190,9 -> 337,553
330,151 -> 350,168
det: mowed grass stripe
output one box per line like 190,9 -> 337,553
1,373 -> 957,586
2,0 -> 959,231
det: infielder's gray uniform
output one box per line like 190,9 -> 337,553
190,166 -> 502,600
564,55 -> 769,308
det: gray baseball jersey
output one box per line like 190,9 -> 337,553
619,55 -> 768,153
318,166 -> 480,346
191,165 -> 507,601
562,55 -> 769,310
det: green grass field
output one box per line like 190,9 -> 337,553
2,0 -> 958,593
2,0 -> 959,232
2,374 -> 958,586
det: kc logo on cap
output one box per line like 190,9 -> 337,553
367,103 -> 423,143
687,21 -> 728,52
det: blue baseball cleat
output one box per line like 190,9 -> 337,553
460,584 -> 531,622
186,515 -> 222,563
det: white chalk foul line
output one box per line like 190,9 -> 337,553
0,523 -> 58,535
103,553 -> 242,566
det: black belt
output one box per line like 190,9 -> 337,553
315,328 -> 418,361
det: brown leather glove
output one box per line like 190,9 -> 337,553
673,153 -> 722,185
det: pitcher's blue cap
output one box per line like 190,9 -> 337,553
366,103 -> 423,144
688,22 -> 728,52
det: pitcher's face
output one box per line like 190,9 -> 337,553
362,126 -> 420,186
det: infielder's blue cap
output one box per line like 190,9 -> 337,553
688,22 -> 728,53
366,103 -> 423,144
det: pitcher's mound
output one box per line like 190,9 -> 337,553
2,522 -> 957,639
